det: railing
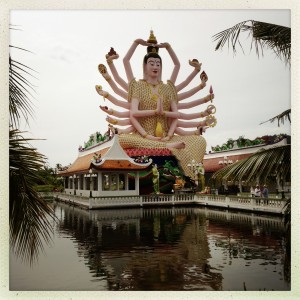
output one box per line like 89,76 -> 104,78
237,192 -> 291,199
142,194 -> 193,204
53,192 -> 288,214
90,193 -> 194,209
142,194 -> 172,205
90,195 -> 141,209
38,192 -> 57,200
195,194 -> 287,214
54,193 -> 89,207
174,193 -> 195,202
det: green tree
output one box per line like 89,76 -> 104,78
9,34 -> 56,264
34,164 -> 64,192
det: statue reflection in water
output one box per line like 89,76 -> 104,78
52,202 -> 289,291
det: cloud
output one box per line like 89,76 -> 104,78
49,44 -> 81,63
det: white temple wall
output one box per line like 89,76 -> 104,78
63,171 -> 140,197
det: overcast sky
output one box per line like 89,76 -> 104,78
10,9 -> 291,168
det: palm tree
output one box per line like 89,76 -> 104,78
213,20 -> 291,123
9,35 -> 56,264
212,19 -> 291,216
213,20 -> 291,64
212,20 -> 291,182
9,129 -> 55,263
211,144 -> 290,187
260,108 -> 291,126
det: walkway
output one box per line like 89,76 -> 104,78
45,192 -> 288,215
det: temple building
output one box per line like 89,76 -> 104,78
59,130 -> 152,197
59,129 -> 290,197
203,134 -> 290,194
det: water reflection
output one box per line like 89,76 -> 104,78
10,202 -> 290,291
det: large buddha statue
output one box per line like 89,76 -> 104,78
95,30 -> 217,179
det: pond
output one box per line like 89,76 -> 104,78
10,201 -> 290,291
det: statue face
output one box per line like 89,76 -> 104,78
145,58 -> 161,79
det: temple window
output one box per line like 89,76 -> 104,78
119,174 -> 125,190
102,174 -> 110,191
102,173 -> 128,191
93,176 -> 98,191
74,177 -> 78,189
85,177 -> 90,190
129,176 -> 135,190
65,177 -> 69,189
111,174 -> 118,191
79,175 -> 83,190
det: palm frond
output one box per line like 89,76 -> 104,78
9,129 -> 56,264
213,20 -> 248,54
9,54 -> 37,128
213,20 -> 291,65
9,45 -> 33,53
9,31 -> 58,265
210,144 -> 290,185
260,109 -> 291,126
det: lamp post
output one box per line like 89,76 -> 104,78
218,156 -> 233,166
73,174 -> 77,195
218,156 -> 234,193
85,169 -> 97,197
187,159 -> 201,192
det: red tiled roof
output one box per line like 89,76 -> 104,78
93,160 -> 149,170
59,148 -> 110,175
59,147 -> 149,175
203,153 -> 252,172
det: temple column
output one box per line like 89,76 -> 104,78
98,172 -> 102,194
135,171 -> 140,195
238,180 -> 243,193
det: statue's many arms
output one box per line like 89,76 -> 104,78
95,30 -> 217,178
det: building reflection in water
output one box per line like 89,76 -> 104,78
53,202 -> 290,291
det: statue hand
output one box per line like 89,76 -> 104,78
106,54 -> 119,60
205,93 -> 214,103
100,105 -> 113,115
157,42 -> 170,49
98,65 -> 112,81
155,98 -> 163,115
135,39 -> 148,46
95,86 -> 108,97
189,59 -> 202,71
200,71 -> 208,83
197,126 -> 209,135
95,85 -> 103,94
106,116 -> 118,125
206,104 -> 216,115
98,64 -> 108,75
161,136 -> 171,142
146,135 -> 162,141
200,126 -> 209,133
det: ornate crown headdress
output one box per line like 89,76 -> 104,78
147,30 -> 159,54
147,30 -> 157,44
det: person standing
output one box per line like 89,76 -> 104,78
262,185 -> 269,198
250,186 -> 255,198
254,185 -> 261,197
